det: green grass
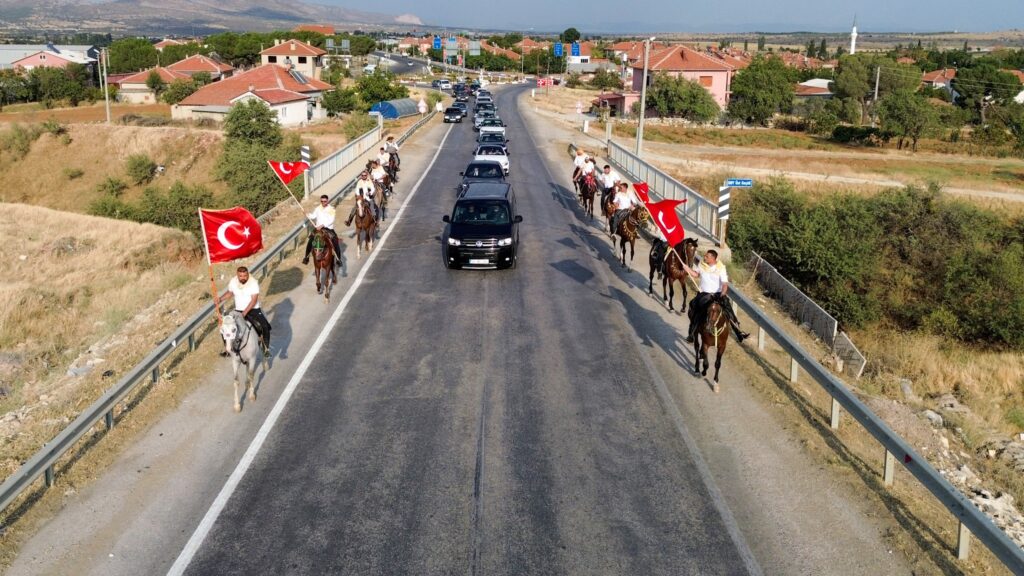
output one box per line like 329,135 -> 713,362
1006,406 -> 1024,430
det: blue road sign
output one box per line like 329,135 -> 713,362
726,178 -> 753,188
571,42 -> 580,57
433,36 -> 441,50
553,43 -> 563,57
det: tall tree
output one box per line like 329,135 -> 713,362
108,37 -> 158,73
561,28 -> 581,44
877,89 -> 938,151
757,35 -> 766,51
953,63 -> 1023,123
817,38 -> 828,60
0,68 -> 27,110
145,70 -> 166,100
646,73 -> 720,122
728,55 -> 796,125
805,40 -> 817,58
834,54 -> 872,122
743,39 -> 749,52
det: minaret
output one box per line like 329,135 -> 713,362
850,15 -> 858,55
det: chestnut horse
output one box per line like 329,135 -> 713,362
375,179 -> 392,223
309,228 -> 336,302
579,173 -> 598,219
648,238 -> 698,312
695,295 -> 730,392
346,196 -> 377,258
611,205 -> 649,269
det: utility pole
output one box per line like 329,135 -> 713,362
636,37 -> 654,157
101,48 -> 111,124
871,65 -> 880,127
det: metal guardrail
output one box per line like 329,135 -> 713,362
0,110 -> 438,518
605,139 -> 720,241
748,251 -> 838,348
564,144 -> 1024,572
306,118 -> 383,196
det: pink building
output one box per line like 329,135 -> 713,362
12,50 -> 93,71
631,45 -> 736,109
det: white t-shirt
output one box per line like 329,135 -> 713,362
599,170 -> 621,189
308,204 -> 336,230
228,277 -> 260,311
613,191 -> 635,210
697,261 -> 729,294
377,152 -> 390,166
385,141 -> 399,154
356,178 -> 375,197
581,161 -> 596,175
573,154 -> 586,168
371,166 -> 387,181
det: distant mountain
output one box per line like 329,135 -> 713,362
0,0 -> 423,35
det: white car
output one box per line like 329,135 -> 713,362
478,125 -> 506,138
473,144 -> 510,174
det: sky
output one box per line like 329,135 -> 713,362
333,0 -> 1024,34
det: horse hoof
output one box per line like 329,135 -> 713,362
702,369 -> 708,377
713,383 -> 720,394
233,404 -> 241,413
248,392 -> 256,401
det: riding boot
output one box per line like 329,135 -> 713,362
330,234 -> 342,267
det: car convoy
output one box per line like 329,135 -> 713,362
440,83 -> 521,271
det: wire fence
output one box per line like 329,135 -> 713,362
306,117 -> 383,196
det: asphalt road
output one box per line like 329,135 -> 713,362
176,86 -> 755,575
372,51 -> 428,75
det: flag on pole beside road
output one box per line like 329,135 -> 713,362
644,199 -> 687,246
267,160 -> 310,186
198,207 -> 263,264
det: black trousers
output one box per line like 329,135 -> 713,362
305,228 -> 341,262
601,186 -> 615,209
688,292 -> 745,340
245,309 -> 271,349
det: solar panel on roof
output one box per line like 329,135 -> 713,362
288,70 -> 309,85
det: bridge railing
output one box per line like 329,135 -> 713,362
306,117 -> 383,197
0,111 -> 437,518
567,142 -> 1024,573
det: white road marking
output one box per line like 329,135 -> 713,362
167,122 -> 456,576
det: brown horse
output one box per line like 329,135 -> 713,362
695,295 -> 730,392
375,178 -> 391,223
346,196 -> 377,258
309,228 -> 336,302
579,173 -> 598,219
602,194 -> 617,235
611,205 -> 649,269
662,238 -> 698,312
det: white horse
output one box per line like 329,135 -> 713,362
220,311 -> 267,412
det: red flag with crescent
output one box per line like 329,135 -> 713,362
633,181 -> 651,203
644,199 -> 687,246
198,207 -> 263,264
267,160 -> 310,186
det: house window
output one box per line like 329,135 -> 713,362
267,56 -> 277,63
280,107 -> 286,117
700,76 -> 713,87
40,54 -> 46,60
298,56 -> 307,64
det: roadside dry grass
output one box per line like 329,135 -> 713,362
0,103 -> 171,125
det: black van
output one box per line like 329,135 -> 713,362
442,182 -> 522,270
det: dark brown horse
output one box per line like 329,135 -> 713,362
611,205 -> 649,269
375,178 -> 391,223
602,194 -> 617,235
695,295 -> 730,392
345,196 -> 377,259
579,173 -> 598,219
309,228 -> 336,302
387,153 -> 399,183
648,238 -> 698,312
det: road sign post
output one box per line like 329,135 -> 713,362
718,178 -> 753,245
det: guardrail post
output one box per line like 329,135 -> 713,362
830,397 -> 841,429
789,357 -> 798,382
105,410 -> 114,430
187,333 -> 196,352
44,465 -> 54,487
958,521 -> 971,560
151,367 -> 159,384
757,327 -> 766,352
883,449 -> 895,486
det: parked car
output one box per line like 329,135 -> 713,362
473,144 -> 510,174
442,182 -> 522,270
443,107 -> 463,123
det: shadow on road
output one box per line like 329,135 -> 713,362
266,266 -> 303,296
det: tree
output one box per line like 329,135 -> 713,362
805,40 -> 817,58
728,55 -> 795,126
191,71 -> 213,86
356,70 -> 408,104
321,87 -> 364,116
743,39 -> 749,52
108,37 -> 158,73
998,103 -> 1024,152
589,68 -> 623,90
26,66 -> 87,105
953,63 -> 1023,123
834,54 -> 872,123
145,70 -> 166,100
817,38 -> 828,60
0,68 -> 28,110
223,99 -> 283,149
158,42 -> 207,65
646,74 -> 720,122
757,36 -> 766,51
561,28 -> 581,44
161,79 -> 197,105
877,90 -> 938,151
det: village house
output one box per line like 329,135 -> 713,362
11,49 -> 95,74
117,66 -> 191,104
922,68 -> 958,99
260,39 -> 327,81
1,43 -> 97,72
794,78 -> 834,99
166,54 -> 234,81
153,39 -> 184,52
631,44 -> 736,108
172,63 -> 333,126
293,24 -> 336,35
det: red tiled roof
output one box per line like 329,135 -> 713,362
795,84 -> 832,96
897,56 -> 916,64
179,64 -> 332,106
167,54 -> 234,74
922,68 -> 956,83
293,24 -> 335,35
772,52 -> 830,70
480,40 -> 519,59
154,39 -> 183,49
233,88 -> 309,105
638,45 -> 734,72
260,39 -> 327,57
120,66 -> 192,84
1004,69 -> 1024,83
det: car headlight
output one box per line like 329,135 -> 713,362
497,237 -> 513,247
447,237 -> 461,246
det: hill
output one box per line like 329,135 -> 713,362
0,0 -> 423,35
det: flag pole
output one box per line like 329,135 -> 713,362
198,208 -> 224,325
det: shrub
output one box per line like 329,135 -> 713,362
62,167 -> 84,180
95,176 -> 127,198
342,114 -> 377,139
0,123 -> 44,159
125,153 -> 157,185
426,91 -> 444,109
40,119 -> 65,135
133,182 -> 215,230
161,79 -> 198,105
831,125 -> 884,145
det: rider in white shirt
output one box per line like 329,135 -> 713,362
598,164 -> 621,208
221,266 -> 271,357
348,171 -> 380,223
681,249 -> 750,343
581,157 -> 596,176
384,136 -> 401,173
377,147 -> 392,176
303,194 -> 342,266
572,148 -> 586,183
609,182 -> 637,232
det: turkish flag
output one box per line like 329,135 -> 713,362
633,181 -> 651,203
198,207 -> 263,264
267,160 -> 310,186
644,199 -> 687,246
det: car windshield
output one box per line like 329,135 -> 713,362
476,147 -> 503,156
446,108 -> 460,113
465,164 -> 503,178
452,200 -> 510,225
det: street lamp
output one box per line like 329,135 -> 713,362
636,36 -> 655,157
